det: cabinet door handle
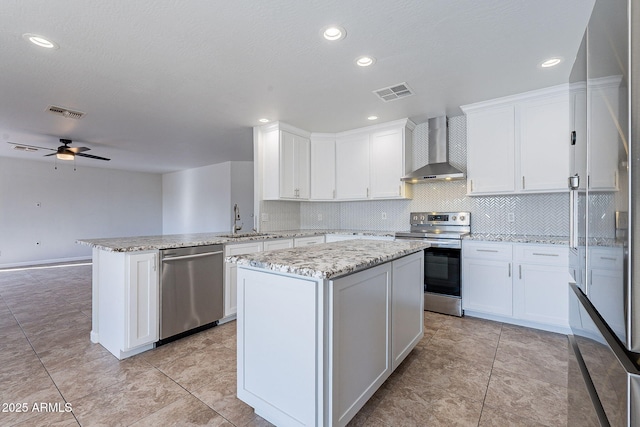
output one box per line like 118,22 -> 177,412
477,249 -> 499,253
366,187 -> 370,197
522,176 -> 525,189
532,252 -> 559,257
508,263 -> 511,277
519,265 -> 522,279
153,254 -> 157,272
333,189 -> 336,199
600,256 -> 617,261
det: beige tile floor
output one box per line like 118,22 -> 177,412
0,262 -> 573,426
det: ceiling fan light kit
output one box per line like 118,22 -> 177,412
6,138 -> 110,163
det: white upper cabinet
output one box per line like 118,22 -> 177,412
335,119 -> 413,201
310,135 -> 336,200
279,130 -> 310,199
256,119 -> 413,202
335,133 -> 370,200
465,105 -> 516,194
462,85 -> 571,195
519,93 -> 570,191
588,76 -> 621,191
370,127 -> 412,199
260,123 -> 311,201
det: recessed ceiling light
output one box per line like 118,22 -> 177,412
355,56 -> 375,67
258,118 -> 270,123
540,57 -> 562,68
367,116 -> 378,121
22,33 -> 59,49
322,26 -> 346,41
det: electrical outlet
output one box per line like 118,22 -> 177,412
261,213 -> 269,222
381,212 -> 387,220
317,213 -> 323,221
507,212 -> 515,222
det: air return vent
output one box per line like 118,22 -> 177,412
46,105 -> 86,119
13,145 -> 38,152
373,83 -> 414,102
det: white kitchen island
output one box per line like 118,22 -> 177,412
228,239 -> 427,427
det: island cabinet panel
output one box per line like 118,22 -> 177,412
126,252 -> 159,349
391,251 -> 424,370
237,269 -> 322,427
329,263 -> 392,426
235,251 -> 424,427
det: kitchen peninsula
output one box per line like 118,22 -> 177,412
77,230 -> 398,360
228,239 -> 427,427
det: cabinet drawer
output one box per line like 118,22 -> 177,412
225,242 -> 263,256
589,247 -> 624,270
462,241 -> 512,260
515,244 -> 568,265
263,239 -> 294,251
294,235 -> 325,247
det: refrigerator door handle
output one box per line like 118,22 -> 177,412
569,175 -> 580,250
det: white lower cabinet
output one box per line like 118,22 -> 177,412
462,242 -> 513,316
462,240 -> 569,332
93,249 -> 159,360
223,241 -> 263,320
263,239 -> 294,251
294,235 -> 325,247
513,245 -> 569,327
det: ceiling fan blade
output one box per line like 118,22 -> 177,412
6,141 -> 56,151
43,153 -> 57,157
76,152 -> 110,161
68,146 -> 90,153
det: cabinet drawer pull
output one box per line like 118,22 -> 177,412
532,252 -> 559,257
600,256 -> 617,261
477,249 -> 499,252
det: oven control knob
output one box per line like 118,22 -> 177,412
452,216 -> 457,221
459,215 -> 465,221
419,215 -> 425,221
412,215 -> 418,221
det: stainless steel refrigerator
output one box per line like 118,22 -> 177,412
568,0 -> 640,425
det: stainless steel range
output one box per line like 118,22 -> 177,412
395,212 -> 470,317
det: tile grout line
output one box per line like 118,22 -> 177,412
0,290 -> 82,426
476,321 -> 503,427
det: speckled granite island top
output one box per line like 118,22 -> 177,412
227,239 -> 429,279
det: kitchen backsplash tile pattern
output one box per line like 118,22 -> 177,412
261,115 -> 614,238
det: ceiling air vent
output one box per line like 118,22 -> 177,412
373,83 -> 414,102
13,145 -> 38,152
46,105 -> 86,120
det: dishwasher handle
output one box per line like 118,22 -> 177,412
161,251 -> 223,262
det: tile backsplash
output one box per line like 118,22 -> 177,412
261,115 -> 614,238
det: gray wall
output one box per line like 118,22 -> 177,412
162,161 -> 253,234
0,157 -> 163,268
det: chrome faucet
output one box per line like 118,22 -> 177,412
233,203 -> 243,234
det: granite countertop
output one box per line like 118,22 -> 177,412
227,239 -> 429,279
463,233 -> 570,245
77,229 -> 397,252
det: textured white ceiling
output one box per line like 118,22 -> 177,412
0,0 -> 594,173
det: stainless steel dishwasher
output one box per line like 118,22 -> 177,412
159,244 -> 224,341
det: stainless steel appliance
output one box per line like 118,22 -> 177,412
159,244 -> 224,342
567,0 -> 640,424
395,212 -> 470,316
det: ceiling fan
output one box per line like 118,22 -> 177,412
7,138 -> 110,161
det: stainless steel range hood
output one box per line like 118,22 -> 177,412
402,116 -> 465,182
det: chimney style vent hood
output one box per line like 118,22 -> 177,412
402,116 -> 465,182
